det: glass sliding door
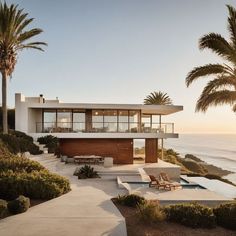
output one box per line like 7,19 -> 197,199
129,110 -> 140,132
141,114 -> 151,132
104,110 -> 117,132
57,109 -> 72,132
92,110 -> 104,132
118,110 -> 129,132
43,109 -> 56,132
151,115 -> 160,133
73,110 -> 85,132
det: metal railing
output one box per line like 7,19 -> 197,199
36,122 -> 174,134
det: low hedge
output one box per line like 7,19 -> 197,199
9,130 -> 33,142
0,170 -> 71,200
0,133 -> 41,155
137,201 -> 166,223
0,156 -> 45,173
214,202 -> 236,230
0,199 -> 7,217
116,194 -> 146,207
37,135 -> 59,153
164,203 -> 216,228
8,195 -> 30,214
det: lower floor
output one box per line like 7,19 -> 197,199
59,138 -> 159,164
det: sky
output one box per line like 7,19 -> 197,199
5,0 -> 236,134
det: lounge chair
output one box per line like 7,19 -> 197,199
149,175 -> 173,190
159,172 -> 182,189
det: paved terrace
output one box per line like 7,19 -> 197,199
0,154 -> 127,236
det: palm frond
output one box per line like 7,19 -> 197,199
17,28 -> 43,42
232,103 -> 236,112
199,33 -> 236,64
196,90 -> 236,112
144,91 -> 173,105
201,76 -> 236,95
186,64 -> 231,87
226,5 -> 236,48
0,2 -> 46,75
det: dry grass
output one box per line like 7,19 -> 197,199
113,201 -> 236,236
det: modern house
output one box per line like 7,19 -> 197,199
15,93 -> 183,164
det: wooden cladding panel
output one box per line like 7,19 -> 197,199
145,138 -> 158,163
60,138 -> 133,164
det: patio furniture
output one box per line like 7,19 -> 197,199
149,175 -> 174,190
104,157 -> 113,167
159,172 -> 182,189
73,155 -> 103,165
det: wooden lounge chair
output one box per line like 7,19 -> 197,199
149,175 -> 173,190
159,172 -> 182,189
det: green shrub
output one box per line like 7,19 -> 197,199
9,130 -> 33,142
74,165 -> 99,179
0,133 -> 41,155
8,195 -> 30,214
37,135 -> 59,153
0,199 -> 8,217
0,170 -> 71,200
164,203 -> 216,228
137,201 -> 166,223
0,156 -> 45,173
214,202 -> 236,230
116,194 -> 145,207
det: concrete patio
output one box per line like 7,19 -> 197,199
0,154 -> 127,236
1,154 -> 234,236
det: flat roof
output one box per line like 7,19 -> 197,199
28,103 -> 183,115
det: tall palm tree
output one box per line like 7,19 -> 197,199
0,3 -> 46,133
144,91 -> 173,105
186,5 -> 236,113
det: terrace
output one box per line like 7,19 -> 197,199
35,109 -> 175,134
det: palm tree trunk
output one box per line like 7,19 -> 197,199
2,71 -> 8,134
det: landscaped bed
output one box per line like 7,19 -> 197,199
0,134 -> 71,220
112,195 -> 236,236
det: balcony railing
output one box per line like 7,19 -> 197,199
36,122 -> 175,134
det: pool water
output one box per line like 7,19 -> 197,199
124,178 -> 206,190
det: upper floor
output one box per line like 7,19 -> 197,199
15,93 -> 183,139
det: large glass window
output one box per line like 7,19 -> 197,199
151,115 -> 160,132
57,109 -> 72,132
104,110 -> 117,132
43,109 -> 56,132
92,110 -> 104,131
118,110 -> 128,132
129,110 -> 139,132
73,110 -> 85,132
141,114 -> 151,132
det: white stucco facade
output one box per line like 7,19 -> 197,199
15,93 -> 183,140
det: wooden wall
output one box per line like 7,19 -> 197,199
60,138 -> 133,164
145,138 -> 158,163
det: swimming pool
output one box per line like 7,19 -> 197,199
123,177 -> 206,190
180,177 -> 206,189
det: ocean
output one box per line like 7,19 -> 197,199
135,134 -> 236,184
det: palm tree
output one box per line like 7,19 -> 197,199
186,5 -> 236,113
0,3 -> 46,133
144,91 -> 173,105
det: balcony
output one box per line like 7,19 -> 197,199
36,122 -> 175,134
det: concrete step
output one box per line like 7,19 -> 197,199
33,141 -> 48,153
98,170 -> 140,177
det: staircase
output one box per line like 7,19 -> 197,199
97,169 -> 140,180
33,141 -> 48,154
